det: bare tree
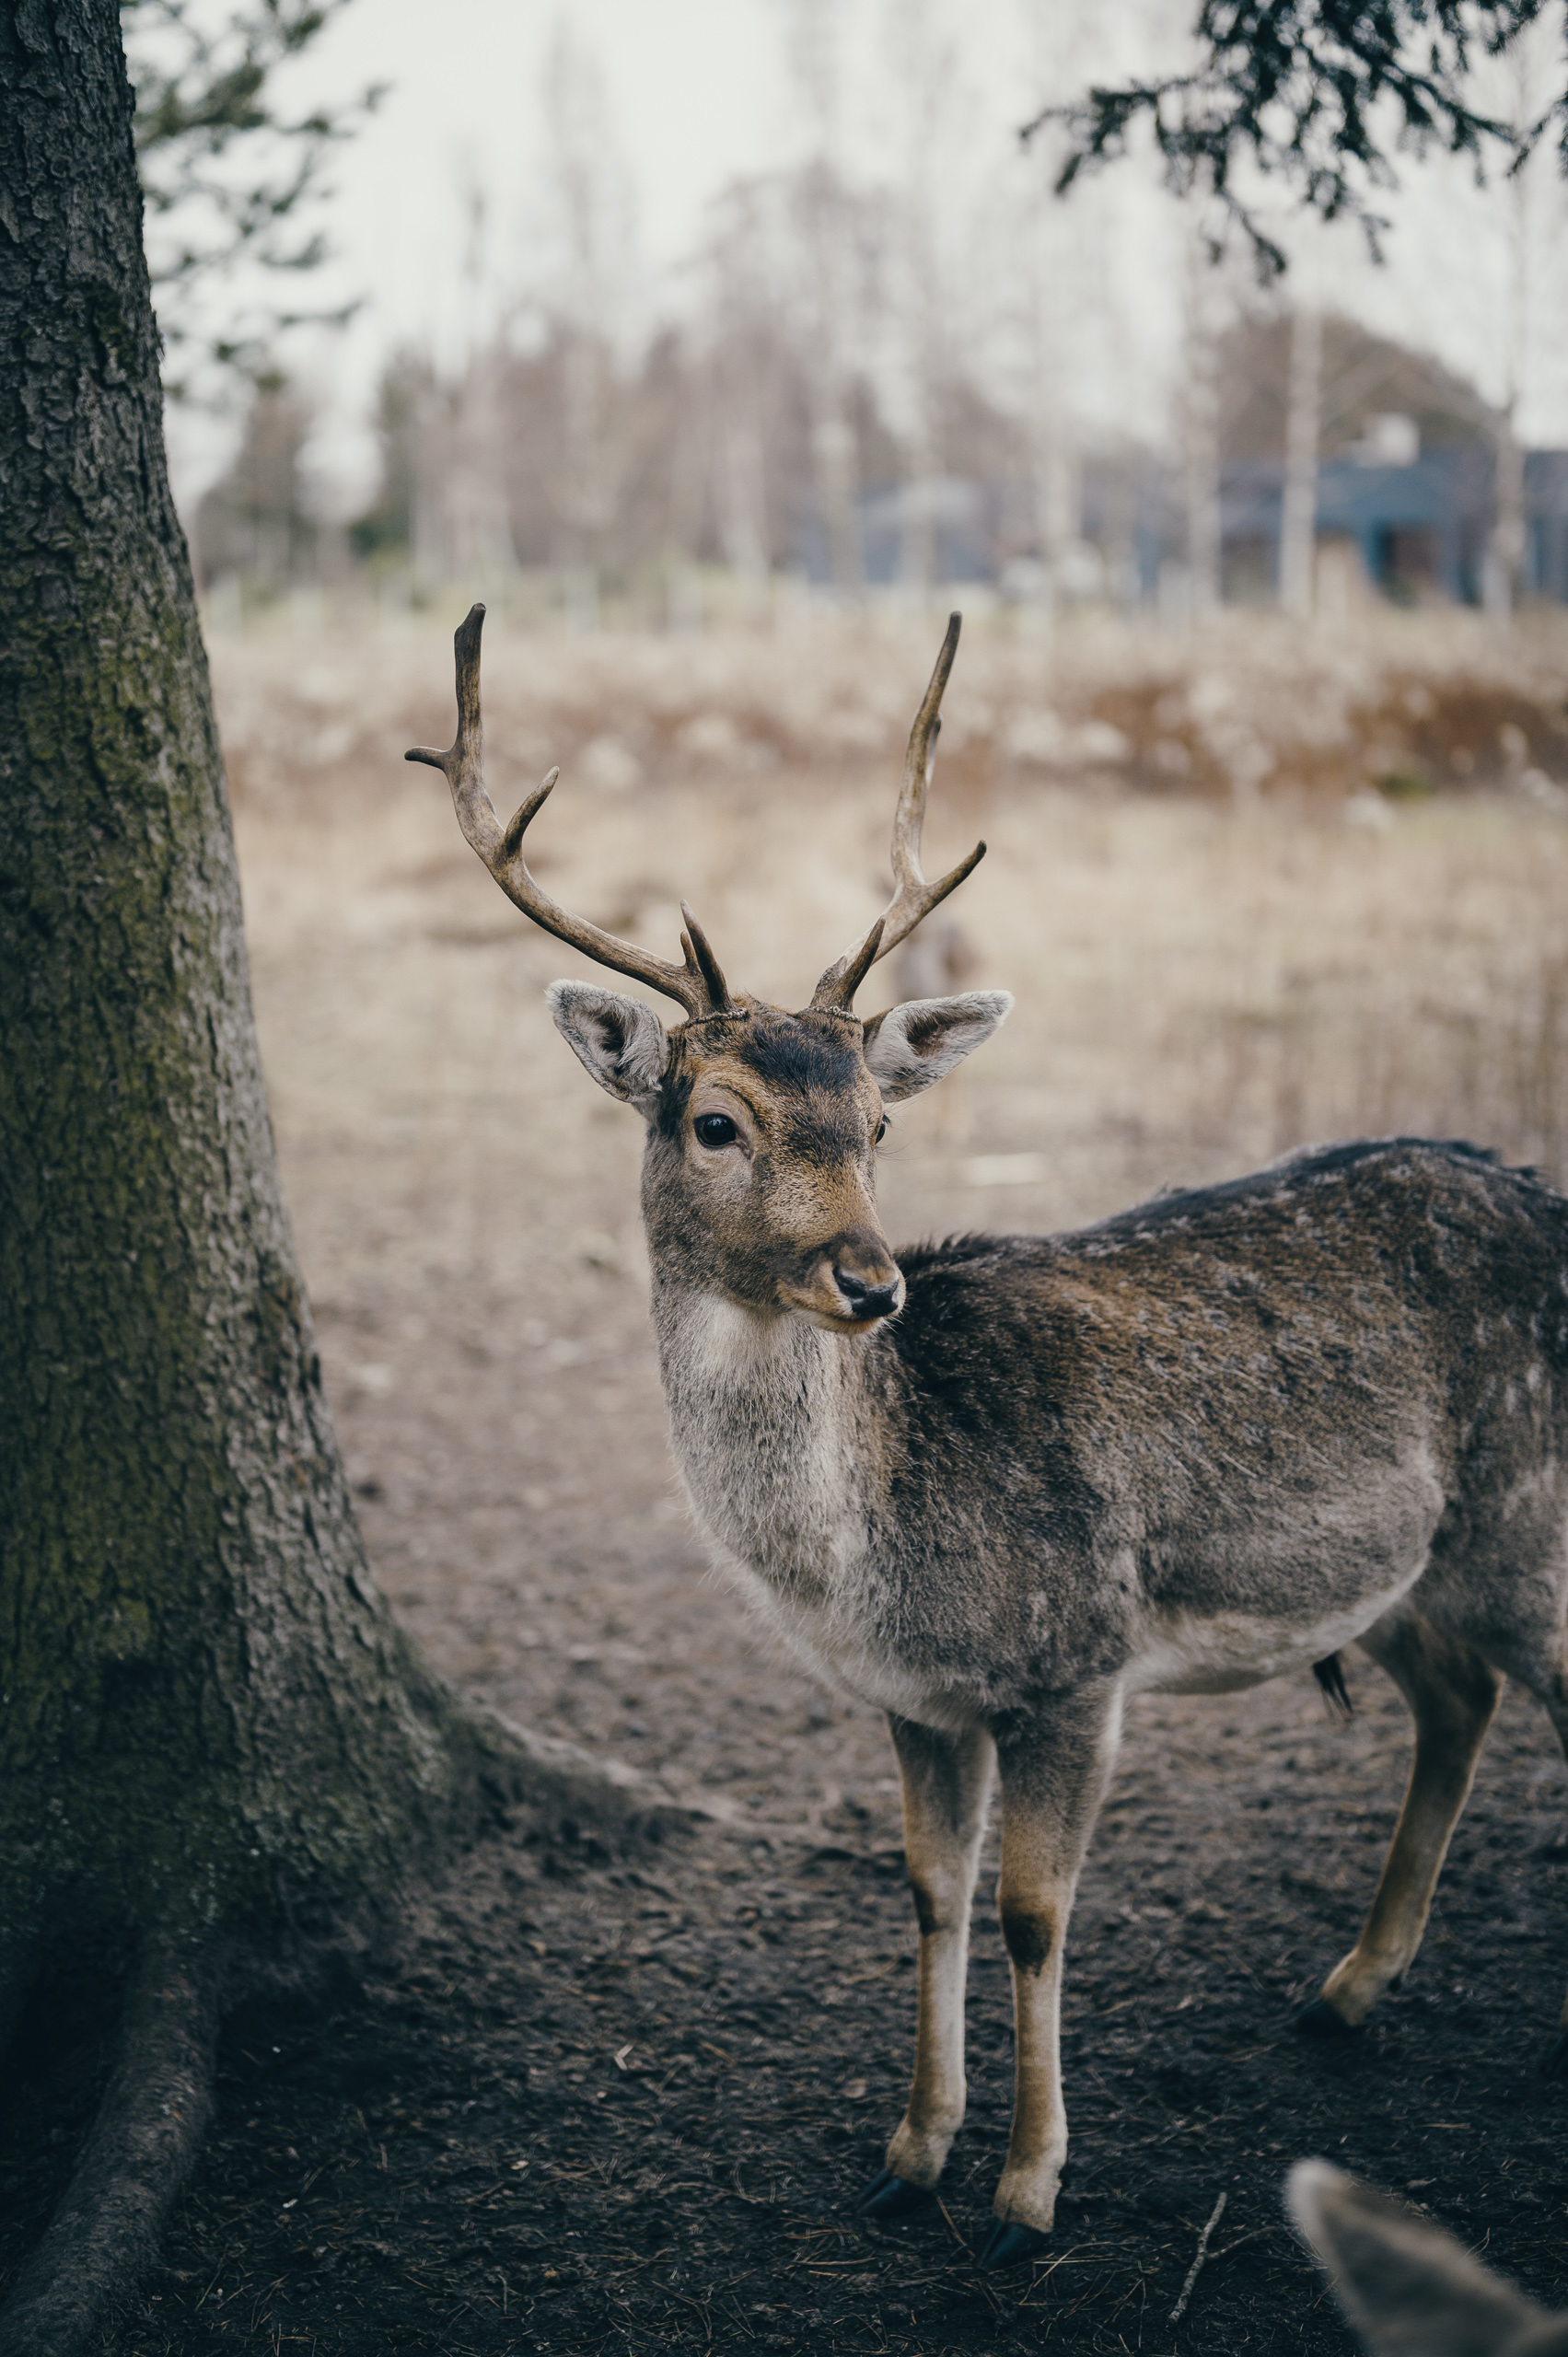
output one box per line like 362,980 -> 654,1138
1279,293 -> 1322,617
1018,192 -> 1083,616
537,19 -> 639,621
1011,0 -> 1128,617
786,0 -> 865,597
1180,233 -> 1225,617
882,0 -> 954,598
439,187 -> 518,591
698,182 -> 788,587
1481,18 -> 1558,621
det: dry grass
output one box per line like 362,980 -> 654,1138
131,607 -> 1568,2357
213,609 -> 1566,1801
217,599 -> 1568,814
218,605 -> 1568,1272
210,599 -> 1568,1771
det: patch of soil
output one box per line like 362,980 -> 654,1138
9,750 -> 1568,2353
7,1675 -> 1568,2355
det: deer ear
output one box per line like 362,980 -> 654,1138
547,981 -> 669,1114
862,991 -> 1012,1104
1286,2162 -> 1556,2357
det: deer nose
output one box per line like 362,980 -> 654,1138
834,1267 -> 904,1322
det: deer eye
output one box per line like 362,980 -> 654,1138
694,1112 -> 738,1149
875,1117 -> 888,1144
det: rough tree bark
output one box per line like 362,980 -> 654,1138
0,6 -> 638,2348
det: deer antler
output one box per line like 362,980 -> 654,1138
406,605 -> 733,1021
809,611 -> 985,1013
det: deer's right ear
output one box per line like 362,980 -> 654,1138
547,982 -> 669,1115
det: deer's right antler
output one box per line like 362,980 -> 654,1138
406,604 -> 733,1021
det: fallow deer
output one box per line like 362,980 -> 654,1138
409,607 -> 1568,2270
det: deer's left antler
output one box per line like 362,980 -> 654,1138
809,611 -> 986,1013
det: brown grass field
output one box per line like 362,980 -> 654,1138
10,607 -> 1568,2357
217,605 -> 1568,1798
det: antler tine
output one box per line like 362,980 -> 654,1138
406,604 -> 727,1022
679,902 -> 732,1010
809,612 -> 986,1012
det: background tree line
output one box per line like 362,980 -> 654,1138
185,9 -> 1568,623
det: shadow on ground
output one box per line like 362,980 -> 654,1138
6,645 -> 1568,2353
6,1674 -> 1568,2354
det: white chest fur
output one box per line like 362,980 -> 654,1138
657,1295 -> 868,1592
655,1293 -> 930,1710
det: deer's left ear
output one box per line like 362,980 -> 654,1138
862,991 -> 1012,1103
547,981 -> 669,1115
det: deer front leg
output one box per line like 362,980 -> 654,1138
858,1714 -> 994,2220
982,1689 -> 1122,2270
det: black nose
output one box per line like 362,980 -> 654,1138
835,1269 -> 902,1320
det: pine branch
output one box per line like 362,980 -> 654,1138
121,0 -> 382,389
1026,1 -> 1564,276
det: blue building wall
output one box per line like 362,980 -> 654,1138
1527,451 -> 1568,602
794,443 -> 1568,605
1222,445 -> 1567,607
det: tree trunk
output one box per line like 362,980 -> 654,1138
1485,404 -> 1526,625
1279,301 -> 1321,621
0,6 -> 635,2344
1180,241 -> 1223,624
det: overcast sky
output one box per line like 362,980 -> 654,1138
159,0 -> 1568,512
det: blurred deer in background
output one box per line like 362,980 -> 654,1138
411,607 -> 1568,2270
1290,2162 -> 1568,2357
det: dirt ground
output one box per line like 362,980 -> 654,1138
6,614 -> 1568,2355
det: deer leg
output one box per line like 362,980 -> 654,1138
1302,1605 -> 1502,2036
859,1715 -> 994,2219
1527,1682 -> 1568,2073
981,1689 -> 1122,2269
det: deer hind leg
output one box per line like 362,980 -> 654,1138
1532,1678 -> 1568,2071
981,1689 -> 1122,2269
1304,1604 -> 1502,2035
857,1715 -> 994,2219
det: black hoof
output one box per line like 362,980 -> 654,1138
1545,2033 -> 1568,2080
1295,1997 -> 1356,2040
856,2167 -> 935,2221
979,2221 -> 1050,2270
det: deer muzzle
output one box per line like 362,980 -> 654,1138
834,1268 -> 905,1323
777,1232 -> 905,1329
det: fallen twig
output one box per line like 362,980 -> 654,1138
1209,2223 -> 1274,2263
935,2197 -> 971,2254
1168,2191 -> 1226,2326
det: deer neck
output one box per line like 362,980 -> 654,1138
649,1267 -> 883,1613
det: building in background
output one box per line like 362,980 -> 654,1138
193,290 -> 1568,620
